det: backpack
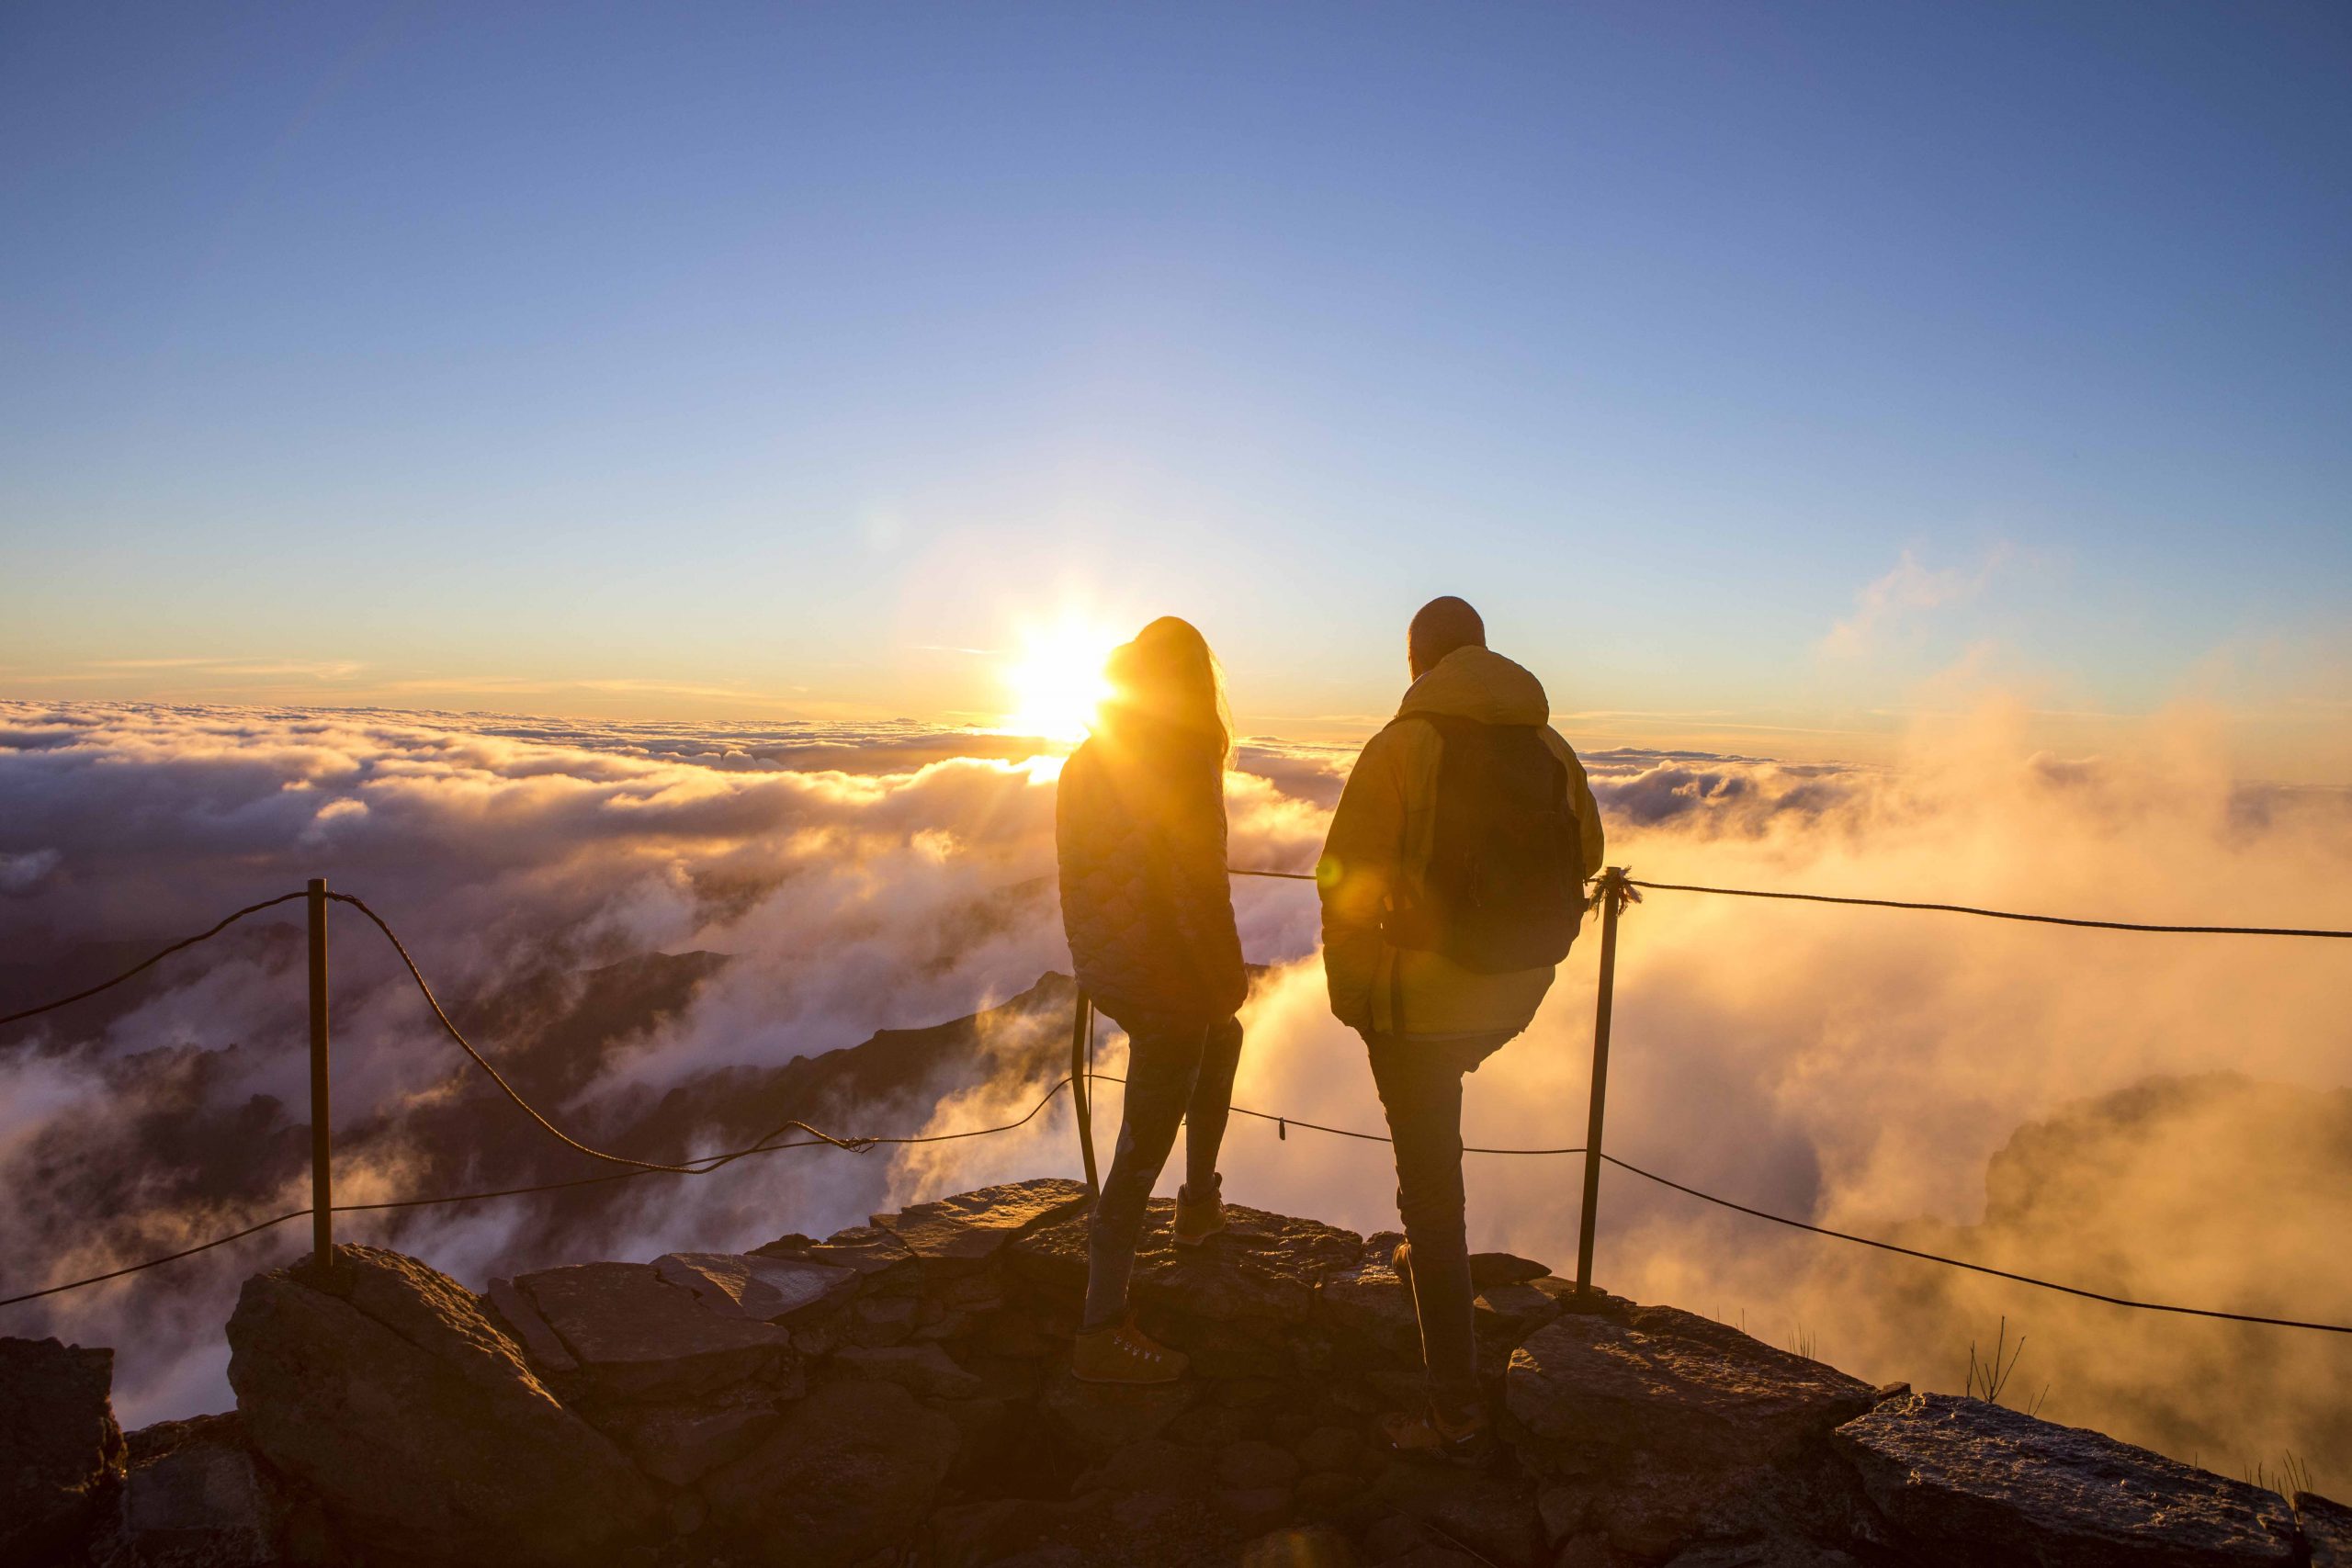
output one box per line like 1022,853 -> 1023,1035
1379,714 -> 1588,974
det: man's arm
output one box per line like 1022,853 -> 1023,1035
1317,728 -> 1408,1027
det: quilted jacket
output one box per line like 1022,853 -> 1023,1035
1056,722 -> 1248,1030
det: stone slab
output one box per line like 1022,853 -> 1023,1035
111,1413 -> 283,1565
2300,1491 -> 2352,1568
487,1276 -> 578,1372
515,1261 -> 788,1402
1835,1392 -> 2301,1568
652,1251 -> 858,1322
611,1382 -> 787,1488
1507,1305 -> 1877,1472
874,1179 -> 1094,1267
1012,1200 -> 1363,1324
1,1336 -> 126,1565
833,1342 -> 986,1399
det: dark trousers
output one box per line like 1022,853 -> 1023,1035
1082,1012 -> 1245,1330
1363,1029 -> 1511,1418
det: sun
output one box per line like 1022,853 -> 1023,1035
1001,618 -> 1122,742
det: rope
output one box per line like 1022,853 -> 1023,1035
0,1074 -> 1080,1308
1590,1151 -> 2352,1335
0,890 -> 311,1027
1074,1070 -> 2348,1333
1229,863 -> 2352,940
1625,879 -> 2352,939
328,892 -> 879,1172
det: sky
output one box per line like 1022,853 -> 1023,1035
3,3 -> 2347,774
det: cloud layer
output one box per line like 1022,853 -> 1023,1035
4,697 -> 2348,1482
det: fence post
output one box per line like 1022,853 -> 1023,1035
307,877 -> 333,1273
1069,988 -> 1100,1197
1576,867 -> 1627,1293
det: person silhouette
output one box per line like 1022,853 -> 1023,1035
1317,596 -> 1604,1457
1055,616 -> 1248,1384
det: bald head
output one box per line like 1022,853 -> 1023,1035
1408,596 -> 1486,679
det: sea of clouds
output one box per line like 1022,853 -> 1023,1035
3,697 -> 2348,1478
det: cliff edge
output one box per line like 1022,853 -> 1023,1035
7,1178 -> 2346,1568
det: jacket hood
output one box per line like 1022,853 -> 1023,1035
1395,646 -> 1550,726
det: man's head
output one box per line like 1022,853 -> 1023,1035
1408,596 -> 1486,679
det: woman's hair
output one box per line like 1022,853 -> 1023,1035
1098,615 -> 1232,763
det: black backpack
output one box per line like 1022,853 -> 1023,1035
1379,714 -> 1588,974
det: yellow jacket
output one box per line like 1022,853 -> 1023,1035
1317,646 -> 1604,1038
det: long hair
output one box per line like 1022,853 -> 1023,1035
1096,615 -> 1233,766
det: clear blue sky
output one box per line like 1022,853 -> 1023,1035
4,4 -> 2346,766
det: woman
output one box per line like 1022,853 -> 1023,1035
1055,615 -> 1249,1384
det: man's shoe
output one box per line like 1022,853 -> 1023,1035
1173,1175 -> 1226,1248
1376,1404 -> 1494,1465
1071,1314 -> 1189,1385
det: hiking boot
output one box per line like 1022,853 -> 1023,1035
1376,1403 -> 1494,1465
1071,1314 -> 1189,1385
1173,1175 -> 1226,1248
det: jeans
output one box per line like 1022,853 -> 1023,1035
1363,1029 -> 1512,1418
1081,1011 -> 1245,1331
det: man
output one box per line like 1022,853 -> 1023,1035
1317,596 -> 1604,1458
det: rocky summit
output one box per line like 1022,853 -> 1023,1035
5,1177 -> 2340,1567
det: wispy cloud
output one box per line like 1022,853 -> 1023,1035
1821,544 -> 2015,659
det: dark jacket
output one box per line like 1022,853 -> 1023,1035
1056,723 -> 1248,1030
1318,646 -> 1604,1037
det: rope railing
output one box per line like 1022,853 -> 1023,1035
1227,864 -> 2352,938
4,870 -> 2347,1337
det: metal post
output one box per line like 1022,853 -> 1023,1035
1576,868 -> 1626,1293
307,877 -> 333,1272
1069,989 -> 1100,1196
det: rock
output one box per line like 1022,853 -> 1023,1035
1475,1280 -> 1563,1366
1661,1541 -> 1860,1566
226,1245 -> 657,1566
1388,1546 -> 1486,1567
652,1250 -> 858,1321
1507,1305 -> 1877,1472
0,1337 -> 125,1565
1553,1532 -> 1633,1568
484,1277 -> 576,1372
1296,1424 -> 1369,1476
1218,1438 -> 1303,1489
848,1292 -> 920,1347
1221,1484 -> 1295,1533
1362,1512 -> 1437,1561
1538,1484 -> 1599,1544
789,1223 -> 919,1277
1241,1524 -> 1358,1566
1374,1459 -> 1547,1568
699,1380 -> 962,1567
1471,1252 -> 1551,1289
1040,1363 -> 1199,1449
1318,1250 -> 1421,1355
874,1178 -> 1094,1269
608,1382 -> 786,1487
1072,1437 -> 1209,1495
100,1413 -> 283,1567
1834,1392 -> 2301,1567
514,1259 -> 789,1401
1296,1470 -> 1374,1524
2301,1491 -> 2352,1568
832,1342 -> 985,1399
1012,1200 -> 1364,1324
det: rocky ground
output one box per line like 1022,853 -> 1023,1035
6,1178 -> 2346,1567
